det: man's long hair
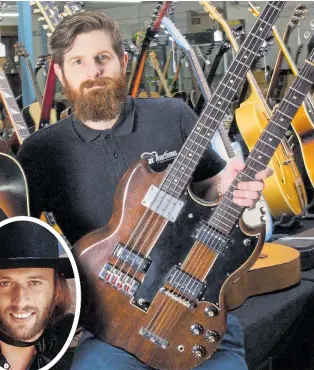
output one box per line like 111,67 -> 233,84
50,270 -> 72,326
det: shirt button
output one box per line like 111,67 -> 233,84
113,153 -> 118,158
4,363 -> 9,369
105,134 -> 111,139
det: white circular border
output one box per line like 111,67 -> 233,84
0,216 -> 81,370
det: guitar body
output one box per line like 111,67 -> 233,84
0,153 -> 29,217
23,102 -> 57,131
235,99 -> 307,218
74,159 -> 264,369
290,103 -> 314,186
226,242 -> 301,310
138,91 -> 160,98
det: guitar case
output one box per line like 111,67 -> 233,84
274,228 -> 314,271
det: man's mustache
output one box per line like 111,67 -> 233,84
79,77 -> 115,92
6,305 -> 37,314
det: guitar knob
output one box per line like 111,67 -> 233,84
205,330 -> 220,343
190,324 -> 204,336
192,345 -> 206,358
204,306 -> 218,317
260,215 -> 267,223
260,207 -> 266,215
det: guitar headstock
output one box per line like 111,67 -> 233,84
288,5 -> 307,30
221,26 -> 245,52
31,1 -> 64,36
147,2 -> 173,34
199,1 -> 228,32
161,17 -> 190,51
13,42 -> 29,59
256,35 -> 274,59
36,54 -> 50,69
63,2 -> 85,17
124,39 -> 139,56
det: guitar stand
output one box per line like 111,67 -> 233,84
303,196 -> 314,219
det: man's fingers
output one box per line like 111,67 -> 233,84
233,197 -> 255,208
233,190 -> 260,200
255,167 -> 273,181
237,181 -> 264,192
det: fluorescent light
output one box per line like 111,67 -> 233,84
0,13 -> 19,17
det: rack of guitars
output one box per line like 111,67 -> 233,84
0,1 -> 314,312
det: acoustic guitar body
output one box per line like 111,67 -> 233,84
0,153 -> 29,218
290,103 -> 314,187
226,243 -> 301,310
23,102 -> 57,131
74,159 -> 264,369
235,103 -> 307,218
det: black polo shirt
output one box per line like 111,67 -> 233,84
17,97 -> 225,244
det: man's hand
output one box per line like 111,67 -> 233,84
220,157 -> 273,208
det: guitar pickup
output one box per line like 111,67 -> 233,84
113,243 -> 151,273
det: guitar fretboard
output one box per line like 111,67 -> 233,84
160,1 -> 285,197
0,70 -> 30,143
210,55 -> 314,234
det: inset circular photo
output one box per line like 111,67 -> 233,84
0,216 -> 81,370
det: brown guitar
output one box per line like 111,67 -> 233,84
226,243 -> 301,310
73,4 -> 287,369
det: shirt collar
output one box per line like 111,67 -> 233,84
72,96 -> 135,143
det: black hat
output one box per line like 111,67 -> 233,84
0,220 -> 73,278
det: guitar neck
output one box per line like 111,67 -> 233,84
158,47 -> 173,94
0,70 -> 30,143
210,54 -> 314,234
187,48 -> 235,159
25,56 -> 43,105
266,26 -> 292,103
150,52 -> 172,97
194,46 -> 227,115
40,59 -> 57,125
160,1 -> 285,199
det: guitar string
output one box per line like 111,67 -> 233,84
152,58 -> 314,340
143,2 -> 283,336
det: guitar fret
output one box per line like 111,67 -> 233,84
290,86 -> 306,97
240,172 -> 255,181
276,110 -> 293,120
210,215 -> 233,229
266,130 -> 282,141
273,121 -> 287,131
254,148 -> 271,159
260,139 -> 276,150
220,83 -> 237,93
249,156 -> 266,167
212,212 -> 237,226
283,98 -> 300,109
299,74 -> 313,85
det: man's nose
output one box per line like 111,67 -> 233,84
11,285 -> 30,306
86,59 -> 103,79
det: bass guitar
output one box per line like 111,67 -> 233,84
73,3 -> 285,368
201,1 -> 308,219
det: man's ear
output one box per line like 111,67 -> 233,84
54,63 -> 65,86
122,52 -> 128,74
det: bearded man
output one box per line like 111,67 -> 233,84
17,10 -> 273,370
0,219 -> 74,370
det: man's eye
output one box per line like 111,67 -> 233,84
99,55 -> 109,61
0,281 -> 10,287
30,281 -> 41,286
73,59 -> 82,65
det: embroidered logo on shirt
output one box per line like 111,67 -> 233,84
141,150 -> 178,165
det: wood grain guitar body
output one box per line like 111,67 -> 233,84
23,102 -> 57,131
74,159 -> 264,369
235,92 -> 307,218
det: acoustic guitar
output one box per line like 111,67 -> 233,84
251,3 -> 314,188
226,243 -> 301,310
201,1 -> 308,220
73,3 -> 286,368
14,42 -> 57,131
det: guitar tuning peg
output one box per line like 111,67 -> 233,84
33,8 -> 40,14
42,24 -> 50,30
38,16 -> 44,21
47,32 -> 52,38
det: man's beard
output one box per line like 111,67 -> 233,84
0,303 -> 54,342
63,72 -> 127,122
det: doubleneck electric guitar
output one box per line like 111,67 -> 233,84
73,3 -> 286,369
200,1 -> 308,219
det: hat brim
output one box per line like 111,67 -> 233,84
0,257 -> 74,279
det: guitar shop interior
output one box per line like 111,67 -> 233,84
1,1 -> 314,370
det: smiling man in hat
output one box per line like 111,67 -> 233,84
0,219 -> 75,370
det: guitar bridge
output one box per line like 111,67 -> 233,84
113,243 -> 151,273
98,263 -> 140,297
139,327 -> 168,349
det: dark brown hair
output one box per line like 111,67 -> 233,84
50,10 -> 125,67
50,270 -> 72,326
